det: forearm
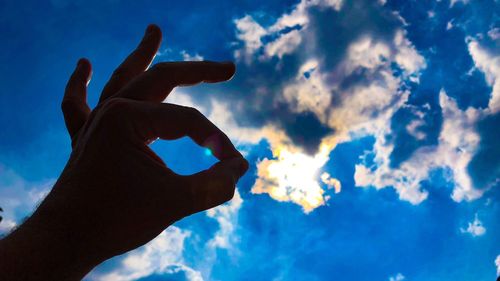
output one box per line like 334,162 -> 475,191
0,191 -> 100,280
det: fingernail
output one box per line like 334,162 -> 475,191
76,58 -> 89,70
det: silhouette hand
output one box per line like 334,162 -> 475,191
0,24 -> 248,280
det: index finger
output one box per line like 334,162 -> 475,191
98,24 -> 162,103
116,61 -> 236,102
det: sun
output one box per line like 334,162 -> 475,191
252,145 -> 340,213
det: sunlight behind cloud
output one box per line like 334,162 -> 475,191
252,145 -> 334,213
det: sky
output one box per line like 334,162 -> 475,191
0,0 -> 499,280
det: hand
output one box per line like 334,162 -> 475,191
0,24 -> 248,280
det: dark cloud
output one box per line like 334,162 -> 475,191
468,112 -> 500,190
389,104 -> 441,168
188,0 -> 417,154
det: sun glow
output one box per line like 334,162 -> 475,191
252,145 -> 340,213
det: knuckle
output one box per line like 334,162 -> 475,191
98,98 -> 133,127
111,67 -> 133,80
184,106 -> 203,119
182,106 -> 203,133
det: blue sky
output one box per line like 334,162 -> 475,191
0,0 -> 499,280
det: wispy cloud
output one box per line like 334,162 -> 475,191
389,273 -> 405,281
460,214 -> 486,237
496,255 -> 500,276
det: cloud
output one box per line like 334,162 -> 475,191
92,226 -> 201,281
180,50 -> 203,61
467,38 -> 500,114
281,59 -> 331,123
487,28 -> 500,40
449,0 -> 470,8
496,255 -> 500,276
234,15 -> 267,62
177,0 -> 492,211
0,164 -> 52,234
460,214 -> 486,237
228,0 -> 429,211
355,90 -> 484,204
252,145 -> 332,213
351,38 -> 499,205
406,118 -> 426,140
252,30 -> 425,209
206,189 -> 243,250
321,172 -> 341,194
388,273 -> 405,281
234,0 -> 342,61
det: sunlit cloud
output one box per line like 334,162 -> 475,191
252,145 -> 332,213
230,2 -> 429,210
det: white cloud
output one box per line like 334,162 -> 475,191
495,255 -> 500,276
206,189 -> 243,250
232,0 -> 491,209
252,146 -> 331,213
181,50 -> 204,61
93,226 -> 202,281
393,30 -> 427,80
355,90 -> 484,204
282,59 -> 331,122
449,0 -> 470,8
460,214 -> 486,237
234,15 -> 267,62
264,29 -> 303,59
488,28 -> 500,40
321,172 -> 341,194
446,21 -> 454,30
234,0 -> 343,61
406,118 -> 426,140
467,38 -> 500,114
389,273 -> 405,281
344,36 -> 391,73
0,164 -> 52,235
232,10 -> 429,210
0,218 -> 17,234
